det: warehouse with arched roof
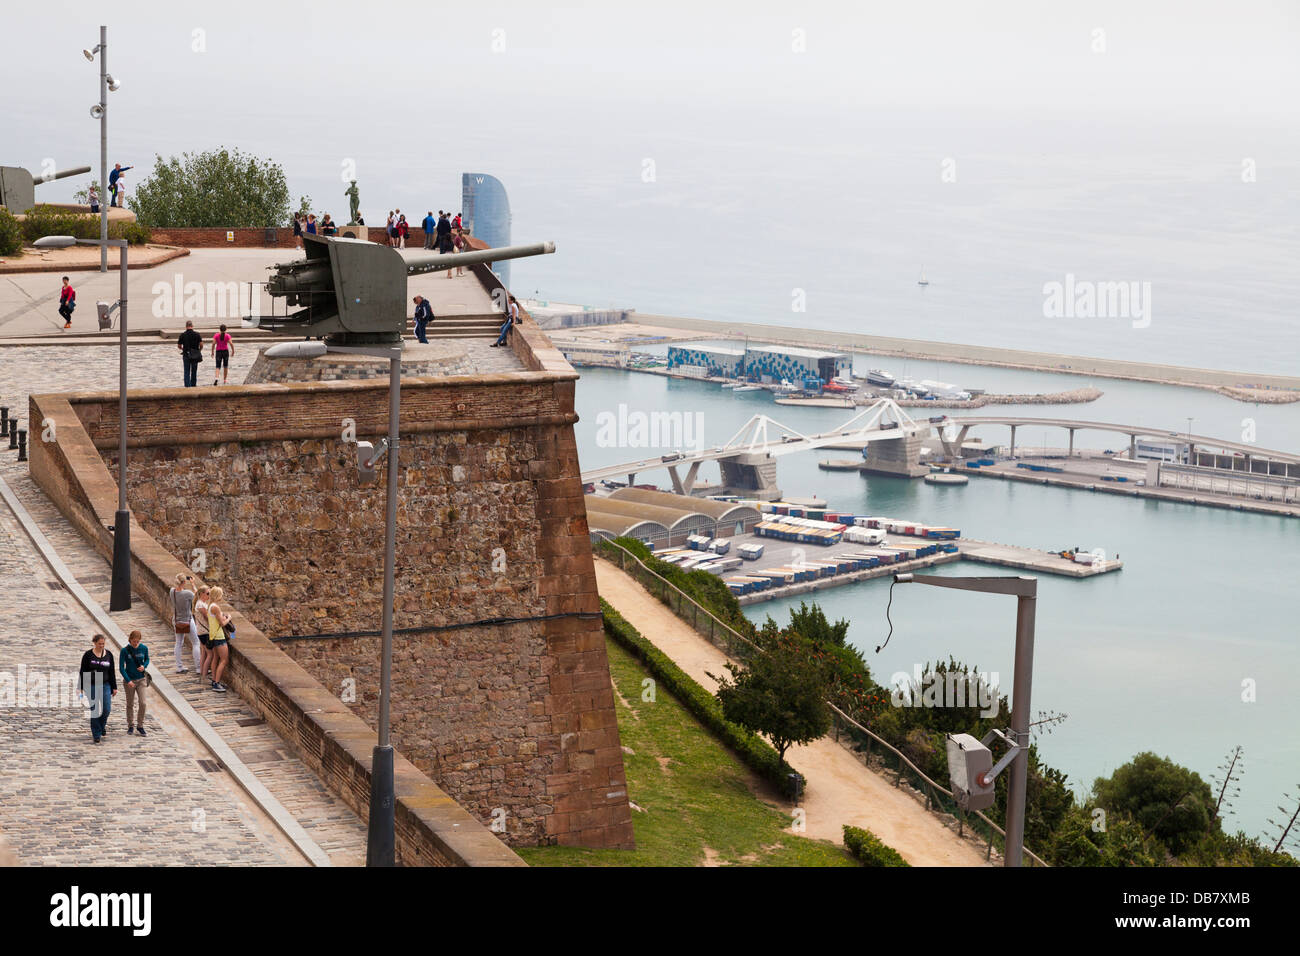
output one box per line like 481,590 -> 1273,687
583,496 -> 715,545
608,487 -> 761,536
584,508 -> 670,546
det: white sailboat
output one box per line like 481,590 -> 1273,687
918,267 -> 929,287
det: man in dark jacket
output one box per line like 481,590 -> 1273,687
108,163 -> 132,207
435,211 -> 453,253
412,295 -> 433,344
177,321 -> 203,387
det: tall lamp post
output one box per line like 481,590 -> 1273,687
35,235 -> 131,610
265,340 -> 400,867
893,572 -> 1037,866
83,28 -> 120,274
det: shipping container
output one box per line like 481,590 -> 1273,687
737,543 -> 765,560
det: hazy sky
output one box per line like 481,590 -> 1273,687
4,1 -> 1297,369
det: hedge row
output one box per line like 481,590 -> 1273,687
842,825 -> 910,867
600,598 -> 804,799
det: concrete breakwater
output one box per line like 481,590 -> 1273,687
895,386 -> 1103,409
631,314 -> 1300,399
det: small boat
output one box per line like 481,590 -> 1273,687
774,378 -> 800,394
865,369 -> 894,387
733,385 -> 763,393
830,375 -> 859,391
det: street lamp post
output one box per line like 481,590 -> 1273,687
83,27 -> 110,273
35,235 -> 130,609
265,340 -> 400,867
893,572 -> 1037,866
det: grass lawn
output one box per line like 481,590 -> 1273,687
518,636 -> 855,867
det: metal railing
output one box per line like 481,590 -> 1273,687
592,535 -> 1050,867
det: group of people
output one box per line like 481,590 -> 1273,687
76,574 -> 236,743
291,212 -> 351,244
176,320 -> 235,387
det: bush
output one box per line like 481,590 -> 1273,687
1094,752 -> 1217,856
131,147 -> 294,228
20,204 -> 102,243
110,220 -> 152,245
843,825 -> 910,866
0,207 -> 21,256
601,598 -> 804,798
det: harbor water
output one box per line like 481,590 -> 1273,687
574,364 -> 1299,841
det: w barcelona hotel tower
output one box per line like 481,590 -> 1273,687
462,172 -> 513,287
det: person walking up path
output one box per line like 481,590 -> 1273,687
58,277 -> 76,329
206,587 -> 232,692
178,321 -> 203,388
79,633 -> 116,744
120,629 -> 151,737
211,324 -> 234,385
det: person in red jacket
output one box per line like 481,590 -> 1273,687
396,214 -> 409,249
58,277 -> 76,329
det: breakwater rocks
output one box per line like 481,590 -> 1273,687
1215,386 -> 1300,404
894,386 -> 1103,409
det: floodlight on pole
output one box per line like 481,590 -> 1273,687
891,571 -> 1038,867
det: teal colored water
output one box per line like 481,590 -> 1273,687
574,365 -> 1299,843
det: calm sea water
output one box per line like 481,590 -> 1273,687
574,365 -> 1299,842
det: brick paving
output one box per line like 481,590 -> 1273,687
0,341 -> 386,867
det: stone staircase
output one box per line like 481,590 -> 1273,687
406,315 -> 503,339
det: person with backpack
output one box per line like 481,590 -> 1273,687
79,634 -> 116,744
58,277 -> 76,329
412,295 -> 432,344
211,324 -> 234,385
177,321 -> 203,388
119,629 -> 151,737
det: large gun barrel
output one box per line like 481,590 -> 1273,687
399,240 -> 555,276
32,165 -> 92,186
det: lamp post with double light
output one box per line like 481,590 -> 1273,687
82,27 -> 121,274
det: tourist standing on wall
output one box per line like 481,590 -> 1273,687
119,629 -> 150,737
79,634 -> 116,744
397,214 -> 409,249
178,320 -> 203,388
211,324 -> 234,386
58,276 -> 76,329
386,211 -> 396,246
292,213 -> 303,248
206,587 -> 232,693
452,211 -> 462,231
169,573 -> 202,673
412,295 -> 432,344
108,163 -> 132,207
194,585 -> 214,683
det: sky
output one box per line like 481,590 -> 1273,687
3,1 -> 1297,368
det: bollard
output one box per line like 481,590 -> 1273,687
17,429 -> 27,462
8,421 -> 18,450
0,407 -> 8,438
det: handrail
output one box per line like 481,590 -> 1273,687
592,534 -> 1051,867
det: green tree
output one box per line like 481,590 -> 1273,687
712,634 -> 831,766
1093,752 -> 1217,855
1050,804 -> 1163,866
786,600 -> 851,646
129,147 -> 294,227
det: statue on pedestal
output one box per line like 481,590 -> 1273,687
345,180 -> 361,226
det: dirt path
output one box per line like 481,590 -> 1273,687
595,560 -> 989,867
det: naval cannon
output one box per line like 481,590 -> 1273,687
0,164 -> 93,213
253,235 -> 554,344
